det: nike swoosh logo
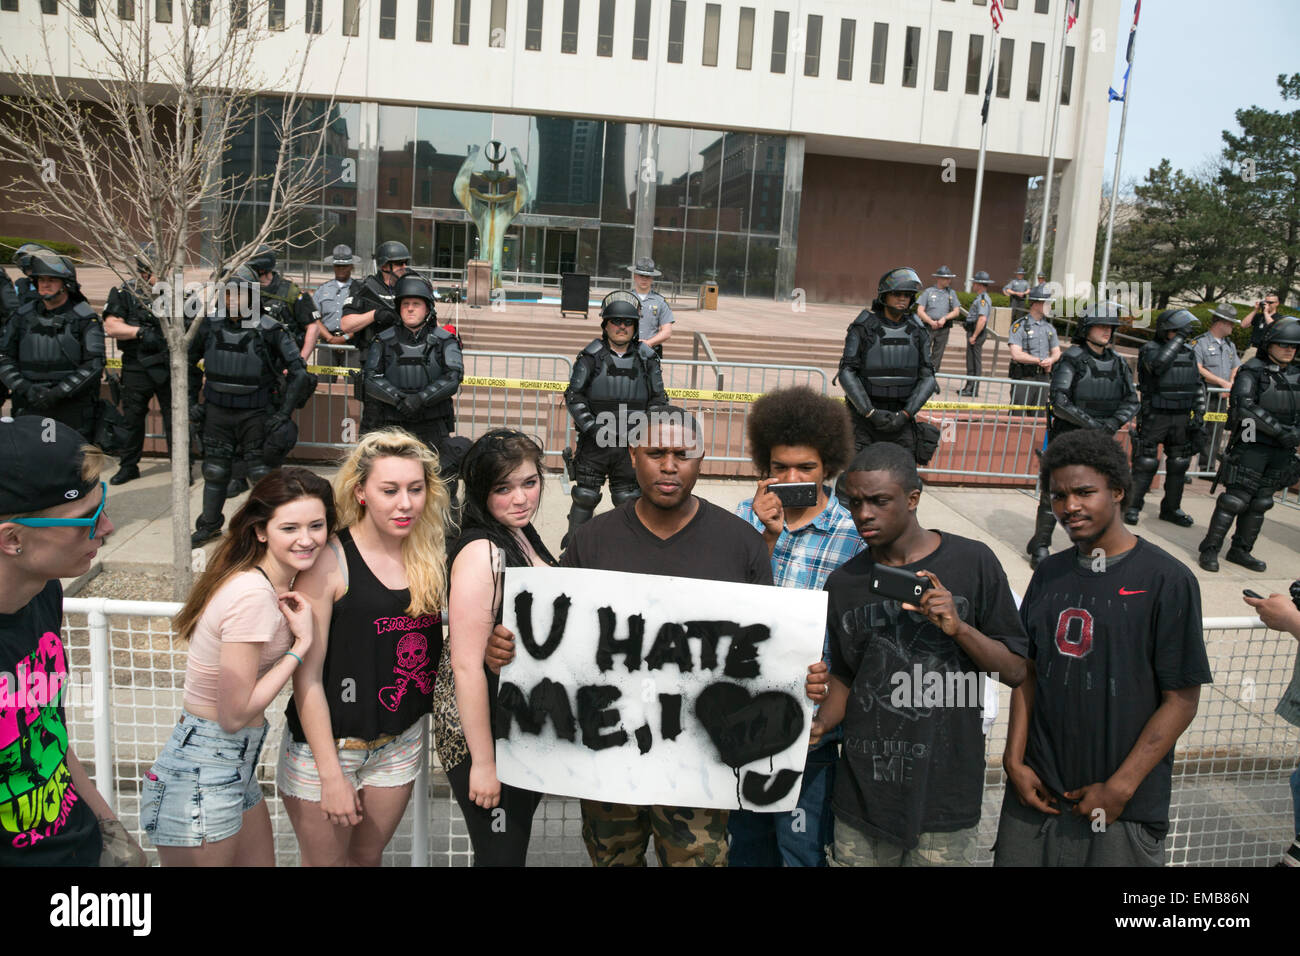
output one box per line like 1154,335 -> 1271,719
1118,588 -> 1147,596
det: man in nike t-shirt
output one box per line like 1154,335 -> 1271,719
995,429 -> 1212,866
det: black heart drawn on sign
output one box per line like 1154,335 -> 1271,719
693,682 -> 804,769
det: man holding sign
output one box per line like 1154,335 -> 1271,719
489,407 -> 829,866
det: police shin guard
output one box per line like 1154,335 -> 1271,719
1226,496 -> 1272,572
1197,492 -> 1247,572
1026,495 -> 1057,570
563,485 -> 602,551
1159,456 -> 1195,526
193,463 -> 230,546
1124,458 -> 1158,526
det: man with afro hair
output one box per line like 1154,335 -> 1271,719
728,386 -> 865,866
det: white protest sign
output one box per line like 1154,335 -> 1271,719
495,566 -> 826,812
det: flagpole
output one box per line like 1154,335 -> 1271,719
1034,2 -> 1071,282
964,35 -> 999,294
1099,9 -> 1138,300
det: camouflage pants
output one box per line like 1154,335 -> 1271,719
826,816 -> 977,867
580,800 -> 729,867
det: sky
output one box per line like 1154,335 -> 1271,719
1099,0 -> 1299,191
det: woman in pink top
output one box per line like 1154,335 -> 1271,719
140,467 -> 335,866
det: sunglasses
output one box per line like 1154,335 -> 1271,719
606,317 -> 636,327
10,482 -> 108,540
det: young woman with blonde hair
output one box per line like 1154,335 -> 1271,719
279,428 -> 451,866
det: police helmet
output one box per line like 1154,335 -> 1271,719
971,270 -> 993,285
394,275 -> 437,315
600,291 -> 641,332
876,266 -> 923,303
1263,317 -> 1300,347
1025,283 -> 1055,304
12,242 -> 54,275
248,243 -> 276,274
223,263 -> 260,288
1155,308 -> 1196,335
135,242 -> 156,276
27,250 -> 77,283
375,241 -> 411,269
1078,301 -> 1123,327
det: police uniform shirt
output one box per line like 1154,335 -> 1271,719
314,277 -> 355,334
968,292 -> 992,328
1193,333 -> 1240,382
1009,315 -> 1059,361
635,289 -> 674,344
1004,278 -> 1031,299
918,286 -> 960,327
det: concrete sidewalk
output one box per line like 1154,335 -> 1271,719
79,455 -> 1300,619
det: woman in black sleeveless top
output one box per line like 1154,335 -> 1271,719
435,429 -> 557,866
278,429 -> 452,866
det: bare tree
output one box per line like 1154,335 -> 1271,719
0,0 -> 342,597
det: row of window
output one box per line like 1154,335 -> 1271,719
10,0 -> 1071,103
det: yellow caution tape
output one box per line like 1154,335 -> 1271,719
1204,412 -> 1228,422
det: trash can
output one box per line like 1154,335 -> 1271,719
699,281 -> 719,310
466,259 -> 491,307
560,273 -> 590,317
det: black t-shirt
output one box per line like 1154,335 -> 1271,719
825,533 -> 1028,849
0,581 -> 101,866
1021,537 -> 1212,834
560,497 -> 773,587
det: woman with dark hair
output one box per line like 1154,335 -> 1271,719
143,467 -> 335,866
434,428 -> 557,866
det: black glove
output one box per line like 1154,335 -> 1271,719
397,394 -> 422,417
1098,417 -> 1120,434
265,412 -> 289,434
1280,428 -> 1300,448
136,326 -> 166,352
26,384 -> 52,409
189,403 -> 205,426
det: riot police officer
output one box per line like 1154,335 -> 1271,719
362,274 -> 465,479
1025,300 -> 1139,568
564,291 -> 668,542
10,243 -> 54,305
1196,318 -> 1300,573
0,251 -> 104,441
1123,309 -> 1207,527
1006,284 -> 1061,415
836,267 -> 938,490
249,244 -> 320,359
340,240 -> 412,356
188,265 -> 314,546
102,246 -> 171,485
629,256 -> 674,359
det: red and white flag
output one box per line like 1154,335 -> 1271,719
1066,0 -> 1079,32
990,0 -> 1005,31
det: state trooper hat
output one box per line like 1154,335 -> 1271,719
971,270 -> 993,284
330,244 -> 360,266
932,265 -> 957,278
0,416 -> 99,517
1209,302 -> 1239,324
629,257 -> 662,278
1026,283 -> 1054,303
1013,267 -> 1026,275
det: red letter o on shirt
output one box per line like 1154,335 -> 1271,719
1054,608 -> 1094,658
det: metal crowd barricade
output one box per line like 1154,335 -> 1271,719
59,600 -> 1298,867
920,372 -> 1050,484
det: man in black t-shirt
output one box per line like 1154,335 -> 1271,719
0,417 -> 143,867
813,442 -> 1029,866
996,429 -> 1211,867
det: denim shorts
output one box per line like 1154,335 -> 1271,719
140,711 -> 269,848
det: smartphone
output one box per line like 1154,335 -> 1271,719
869,564 -> 933,603
770,482 -> 817,508
1243,589 -> 1263,600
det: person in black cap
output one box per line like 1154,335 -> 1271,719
0,416 -> 144,867
341,241 -> 413,357
1025,300 -> 1138,569
629,256 -> 674,359
1003,267 -> 1030,322
1197,318 -> 1300,573
916,265 -> 962,375
563,290 -> 668,544
960,270 -> 993,397
0,251 -> 104,442
249,244 -> 321,360
835,267 -> 938,501
312,244 -> 361,367
188,266 -> 315,547
102,245 -> 172,486
361,274 -> 466,496
1123,309 -> 1206,527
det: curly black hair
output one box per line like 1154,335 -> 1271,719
1039,428 -> 1132,497
747,386 -> 854,479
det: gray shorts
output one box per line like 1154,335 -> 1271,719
992,788 -> 1166,867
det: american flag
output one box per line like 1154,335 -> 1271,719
1066,0 -> 1079,32
990,0 -> 1004,31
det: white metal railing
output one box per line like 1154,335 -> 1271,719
57,600 -> 1300,867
